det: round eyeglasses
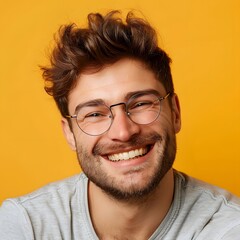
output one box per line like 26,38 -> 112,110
66,91 -> 171,136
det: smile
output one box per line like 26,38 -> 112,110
108,147 -> 149,162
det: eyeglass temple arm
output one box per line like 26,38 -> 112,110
160,92 -> 171,101
65,115 -> 77,119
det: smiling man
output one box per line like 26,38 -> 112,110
0,10 -> 240,240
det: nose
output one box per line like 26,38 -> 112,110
106,104 -> 141,142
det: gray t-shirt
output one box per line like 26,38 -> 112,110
0,170 -> 240,239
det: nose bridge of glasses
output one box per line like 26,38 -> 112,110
109,102 -> 128,117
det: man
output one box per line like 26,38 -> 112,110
0,10 -> 240,240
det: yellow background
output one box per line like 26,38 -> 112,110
0,0 -> 239,204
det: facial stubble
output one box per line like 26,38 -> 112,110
75,129 -> 176,202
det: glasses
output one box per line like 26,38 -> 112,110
66,91 -> 171,136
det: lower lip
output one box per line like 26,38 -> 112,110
104,146 -> 153,168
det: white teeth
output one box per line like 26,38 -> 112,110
108,148 -> 148,161
123,152 -> 129,160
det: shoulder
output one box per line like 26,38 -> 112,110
0,172 -> 87,211
9,173 -> 88,214
176,170 -> 240,208
0,173 -> 88,239
174,170 -> 240,239
8,173 -> 87,207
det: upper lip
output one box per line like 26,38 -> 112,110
102,144 -> 153,156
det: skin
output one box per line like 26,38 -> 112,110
62,58 -> 181,239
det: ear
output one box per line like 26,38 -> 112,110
61,118 -> 76,151
171,93 -> 181,133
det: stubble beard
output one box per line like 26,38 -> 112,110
76,130 -> 176,202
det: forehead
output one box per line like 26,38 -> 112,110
68,58 -> 165,113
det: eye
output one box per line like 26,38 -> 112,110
85,112 -> 106,118
131,101 -> 153,110
82,108 -> 111,122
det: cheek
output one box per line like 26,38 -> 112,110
149,113 -> 173,133
74,131 -> 99,154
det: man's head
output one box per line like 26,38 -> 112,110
41,11 -> 181,202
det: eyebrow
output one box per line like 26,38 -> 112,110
74,89 -> 163,114
74,99 -> 105,114
124,89 -> 162,99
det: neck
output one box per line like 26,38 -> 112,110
88,169 -> 174,240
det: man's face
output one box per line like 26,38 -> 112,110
62,58 -> 181,201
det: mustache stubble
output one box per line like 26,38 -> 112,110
92,133 -> 163,156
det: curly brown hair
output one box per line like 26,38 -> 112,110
41,10 -> 174,118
